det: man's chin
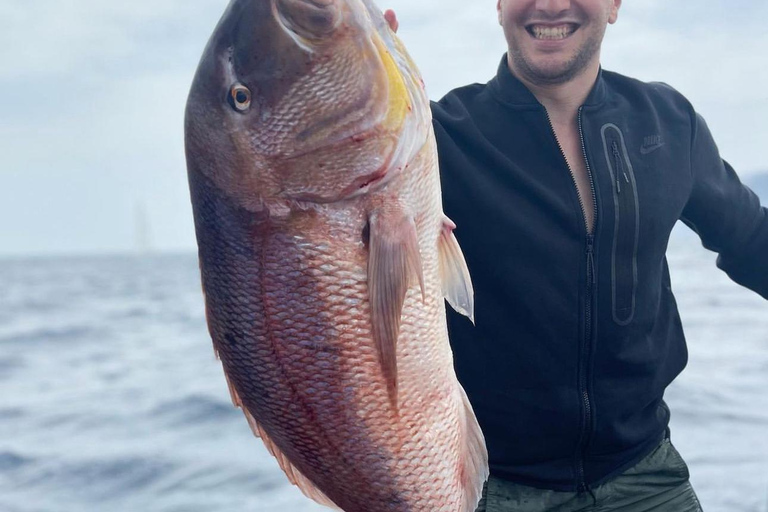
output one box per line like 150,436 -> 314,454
523,63 -> 580,85
510,49 -> 592,86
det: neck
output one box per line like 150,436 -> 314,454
508,56 -> 600,126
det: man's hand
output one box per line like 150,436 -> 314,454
384,9 -> 399,32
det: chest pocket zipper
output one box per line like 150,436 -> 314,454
601,124 -> 639,326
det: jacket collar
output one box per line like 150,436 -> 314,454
488,54 -> 606,109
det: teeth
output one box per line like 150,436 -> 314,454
531,25 -> 573,40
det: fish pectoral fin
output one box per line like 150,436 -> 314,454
224,369 -> 342,511
368,212 -> 425,408
439,216 -> 475,323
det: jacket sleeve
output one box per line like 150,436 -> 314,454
680,112 -> 768,299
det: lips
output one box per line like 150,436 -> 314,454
525,23 -> 580,40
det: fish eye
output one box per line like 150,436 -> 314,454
228,84 -> 252,113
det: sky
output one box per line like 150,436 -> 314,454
1,0 -> 767,257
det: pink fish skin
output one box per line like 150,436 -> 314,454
184,1 -> 488,510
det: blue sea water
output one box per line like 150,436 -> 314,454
0,226 -> 766,512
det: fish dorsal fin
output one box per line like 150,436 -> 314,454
368,211 -> 425,409
439,216 -> 475,323
223,373 -> 342,511
456,384 -> 490,511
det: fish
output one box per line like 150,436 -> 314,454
184,0 -> 488,510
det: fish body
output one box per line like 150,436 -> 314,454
184,1 -> 488,510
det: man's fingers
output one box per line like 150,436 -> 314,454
384,9 -> 399,33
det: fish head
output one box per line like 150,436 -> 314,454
185,0 -> 430,215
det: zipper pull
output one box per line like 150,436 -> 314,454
613,142 -> 631,185
612,143 -> 623,194
586,235 -> 596,285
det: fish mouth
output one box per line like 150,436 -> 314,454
287,161 -> 392,205
339,164 -> 390,198
274,0 -> 342,42
525,23 -> 580,41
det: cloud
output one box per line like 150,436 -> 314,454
0,0 -> 766,256
602,1 -> 768,178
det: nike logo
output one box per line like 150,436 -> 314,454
640,134 -> 664,155
640,142 -> 665,155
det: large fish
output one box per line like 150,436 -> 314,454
184,0 -> 488,510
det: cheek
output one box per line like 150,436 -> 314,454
499,0 -> 527,26
499,11 -> 524,40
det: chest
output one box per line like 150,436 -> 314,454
552,122 -> 595,234
441,115 -> 695,267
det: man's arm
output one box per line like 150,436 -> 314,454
680,112 -> 768,299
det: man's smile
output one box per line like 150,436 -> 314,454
525,23 -> 580,40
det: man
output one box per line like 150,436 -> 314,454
386,1 -> 768,511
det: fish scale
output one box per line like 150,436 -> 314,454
185,0 -> 488,510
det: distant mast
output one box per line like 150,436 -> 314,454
135,201 -> 153,255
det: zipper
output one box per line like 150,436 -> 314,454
577,233 -> 596,492
578,108 -> 599,232
543,107 -> 598,492
602,125 -> 639,326
577,108 -> 597,493
543,109 -> 591,230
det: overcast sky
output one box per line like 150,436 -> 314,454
1,0 -> 767,257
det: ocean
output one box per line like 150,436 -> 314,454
1,225 -> 766,512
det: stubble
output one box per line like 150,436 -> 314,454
508,24 -> 606,86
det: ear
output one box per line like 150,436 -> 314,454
608,0 -> 621,24
497,0 -> 503,26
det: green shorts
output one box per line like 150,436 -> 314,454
476,438 -> 703,512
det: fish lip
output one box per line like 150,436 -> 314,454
274,0 -> 342,41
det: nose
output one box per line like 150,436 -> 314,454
534,0 -> 572,16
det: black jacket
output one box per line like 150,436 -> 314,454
432,57 -> 768,492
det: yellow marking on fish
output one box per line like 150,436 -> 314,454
373,34 -> 410,132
